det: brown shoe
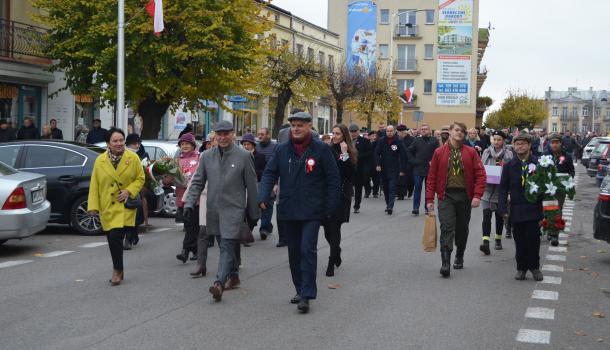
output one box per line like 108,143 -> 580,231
209,282 -> 223,301
109,269 -> 123,286
224,276 -> 241,290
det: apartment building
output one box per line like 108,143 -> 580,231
545,86 -> 610,134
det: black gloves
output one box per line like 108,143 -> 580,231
183,207 -> 194,224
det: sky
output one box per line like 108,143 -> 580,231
271,0 -> 610,111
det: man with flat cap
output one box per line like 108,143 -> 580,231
349,124 -> 372,213
258,111 -> 340,313
184,120 -> 260,302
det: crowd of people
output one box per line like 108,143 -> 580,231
79,111 -> 583,314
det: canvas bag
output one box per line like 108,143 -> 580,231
422,214 -> 437,252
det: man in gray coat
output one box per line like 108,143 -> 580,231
184,120 -> 260,302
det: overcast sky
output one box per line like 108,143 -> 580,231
271,0 -> 610,110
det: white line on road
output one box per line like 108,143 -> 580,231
0,260 -> 33,269
549,246 -> 567,253
558,240 -> 568,246
525,307 -> 555,320
541,276 -> 562,285
79,242 -> 108,248
516,329 -> 551,344
37,251 -> 74,258
542,264 -> 564,272
147,228 -> 170,233
532,290 -> 559,301
546,254 -> 567,262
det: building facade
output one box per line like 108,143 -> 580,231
328,0 -> 480,130
545,87 -> 610,134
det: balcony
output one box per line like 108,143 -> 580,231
393,59 -> 418,73
0,19 -> 48,62
393,24 -> 420,39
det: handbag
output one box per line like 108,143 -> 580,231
422,214 -> 438,252
116,181 -> 142,209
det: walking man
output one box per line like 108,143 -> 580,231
366,131 -> 381,198
184,121 -> 260,302
498,133 -> 544,281
256,127 -> 277,240
350,124 -> 372,213
408,123 -> 439,215
258,111 -> 340,313
375,125 -> 407,215
426,122 -> 486,278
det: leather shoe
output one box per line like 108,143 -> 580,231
325,259 -> 334,277
387,208 -> 393,215
495,240 -> 503,250
276,241 -> 287,248
479,241 -> 491,255
515,270 -> 526,280
109,270 -> 124,286
290,294 -> 301,304
354,208 -> 360,214
176,249 -> 189,263
530,269 -> 544,281
209,282 -> 223,301
297,298 -> 310,313
224,276 -> 241,290
411,210 -> 419,216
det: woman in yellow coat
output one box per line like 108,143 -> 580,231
88,128 -> 145,286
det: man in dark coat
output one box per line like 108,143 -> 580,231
562,131 -> 578,160
349,124 -> 372,213
498,133 -> 544,281
375,125 -> 408,215
366,131 -> 381,198
49,119 -> 64,140
396,124 -> 415,200
408,123 -> 439,215
0,118 -> 16,142
255,128 -> 277,241
241,133 -> 267,182
257,111 -> 340,314
86,119 -> 108,144
16,117 -> 40,140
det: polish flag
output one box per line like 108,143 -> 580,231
404,86 -> 414,103
146,0 -> 164,36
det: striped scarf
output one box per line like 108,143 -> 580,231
450,146 -> 462,176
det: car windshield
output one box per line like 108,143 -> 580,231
592,143 -> 609,156
0,161 -> 17,175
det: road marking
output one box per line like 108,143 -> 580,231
541,276 -> 562,285
549,246 -> 567,253
532,290 -> 559,301
558,240 -> 568,245
37,251 -> 74,258
546,254 -> 567,262
79,242 -> 108,248
516,329 -> 551,344
542,264 -> 564,272
0,260 -> 33,269
147,228 -> 170,233
526,307 -> 555,320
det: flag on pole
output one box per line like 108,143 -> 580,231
146,0 -> 164,36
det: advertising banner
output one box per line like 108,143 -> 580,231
436,0 -> 473,106
347,1 -> 377,76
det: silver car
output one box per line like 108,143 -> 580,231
0,161 -> 51,245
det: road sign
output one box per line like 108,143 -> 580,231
413,111 -> 424,122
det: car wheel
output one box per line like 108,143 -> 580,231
162,191 -> 177,217
70,196 -> 103,236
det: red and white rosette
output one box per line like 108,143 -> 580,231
306,157 -> 316,174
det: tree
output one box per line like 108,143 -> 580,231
34,0 -> 271,138
483,90 -> 547,130
326,60 -> 366,124
257,45 -> 326,137
348,67 -> 400,130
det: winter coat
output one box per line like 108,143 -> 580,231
257,136 -> 340,221
256,140 -> 277,162
86,127 -> 108,144
408,136 -> 439,176
353,135 -> 373,174
251,150 -> 267,182
544,150 -> 575,177
50,127 -> 63,140
87,150 -> 145,231
175,150 -> 200,208
498,155 -> 543,224
184,144 -> 260,239
375,136 -> 408,176
426,143 -> 487,205
0,128 -> 16,142
328,143 -> 355,224
16,125 -> 40,140
480,146 -> 514,205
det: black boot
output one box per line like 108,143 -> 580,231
479,239 -> 490,255
453,247 -> 464,270
325,258 -> 335,277
176,249 -> 189,263
440,251 -> 451,278
495,239 -> 503,250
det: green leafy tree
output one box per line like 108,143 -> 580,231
483,90 -> 546,130
34,0 -> 271,138
348,67 -> 400,130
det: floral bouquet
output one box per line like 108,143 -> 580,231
142,157 -> 186,194
524,154 -> 576,235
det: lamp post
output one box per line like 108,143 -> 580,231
117,0 -> 126,131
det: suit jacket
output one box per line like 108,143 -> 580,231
498,155 -> 543,223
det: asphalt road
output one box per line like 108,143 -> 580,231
0,165 -> 607,350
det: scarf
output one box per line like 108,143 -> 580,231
290,131 -> 312,158
450,145 -> 463,176
108,150 -> 124,169
386,136 -> 394,145
486,146 -> 506,166
520,157 -> 529,187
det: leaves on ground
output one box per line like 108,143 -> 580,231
328,283 -> 341,289
592,312 -> 606,318
574,331 -> 587,336
597,249 -> 608,254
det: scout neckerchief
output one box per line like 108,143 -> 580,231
521,159 -> 529,186
450,146 -> 462,176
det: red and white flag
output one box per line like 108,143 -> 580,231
405,86 -> 414,103
146,0 -> 164,36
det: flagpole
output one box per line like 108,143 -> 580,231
117,0 -> 126,131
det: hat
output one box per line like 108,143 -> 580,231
548,133 -> 562,142
213,120 -> 234,132
125,133 -> 141,145
349,124 -> 360,132
287,111 -> 312,122
492,130 -> 507,139
397,124 -> 407,132
178,133 -> 197,147
93,118 -> 101,123
441,126 -> 450,134
240,133 -> 256,146
513,132 -> 532,143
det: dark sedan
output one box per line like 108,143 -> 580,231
587,140 -> 610,179
594,175 -> 610,243
0,141 -> 162,235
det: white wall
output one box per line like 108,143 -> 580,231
46,71 -> 76,140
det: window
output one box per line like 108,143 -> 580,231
562,107 -> 568,117
572,107 -> 578,117
380,9 -> 390,24
398,10 -> 417,25
583,106 -> 589,116
425,10 -> 435,24
424,44 -> 434,59
24,146 -> 67,168
274,14 -> 280,24
607,109 -> 610,118
552,123 -> 557,132
396,44 -> 416,70
65,151 -> 86,166
296,44 -> 303,57
307,47 -> 314,61
552,107 -> 558,116
379,44 -> 389,58
0,145 -> 21,167
397,79 -> 415,93
424,79 -> 433,94
319,51 -> 325,66
596,107 -> 601,117
328,55 -> 335,71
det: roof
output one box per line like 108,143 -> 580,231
546,88 -> 609,102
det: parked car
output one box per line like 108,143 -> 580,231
594,175 -> 610,243
0,160 -> 51,245
0,141 -> 163,235
582,137 -> 609,168
587,140 -> 610,179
